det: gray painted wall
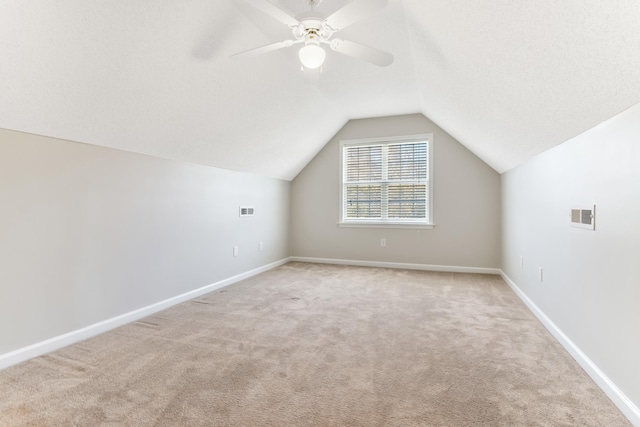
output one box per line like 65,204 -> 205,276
291,114 -> 501,268
0,129 -> 290,355
501,105 -> 640,410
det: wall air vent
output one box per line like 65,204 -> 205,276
570,205 -> 595,230
239,206 -> 255,217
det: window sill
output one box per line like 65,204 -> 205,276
338,222 -> 435,230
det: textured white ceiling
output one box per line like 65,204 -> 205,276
1,0 -> 640,180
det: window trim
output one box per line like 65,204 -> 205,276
339,134 -> 434,229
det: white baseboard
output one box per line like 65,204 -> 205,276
0,257 -> 291,371
290,256 -> 500,275
500,270 -> 640,427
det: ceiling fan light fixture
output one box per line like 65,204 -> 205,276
299,43 -> 326,69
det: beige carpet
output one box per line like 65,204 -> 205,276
0,262 -> 630,426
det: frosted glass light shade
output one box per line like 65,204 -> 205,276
299,44 -> 326,69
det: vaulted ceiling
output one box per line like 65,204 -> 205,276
2,0 -> 640,180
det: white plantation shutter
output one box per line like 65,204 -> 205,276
342,139 -> 429,223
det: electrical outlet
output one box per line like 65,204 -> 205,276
233,246 -> 239,257
258,242 -> 263,251
380,238 -> 386,247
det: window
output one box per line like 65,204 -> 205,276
340,135 -> 433,228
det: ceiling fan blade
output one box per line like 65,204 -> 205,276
330,39 -> 394,66
324,0 -> 387,31
244,0 -> 300,27
231,40 -> 296,59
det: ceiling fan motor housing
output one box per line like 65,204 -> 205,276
296,19 -> 333,44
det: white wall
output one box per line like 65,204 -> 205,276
501,104 -> 640,416
291,114 -> 501,269
0,129 -> 290,356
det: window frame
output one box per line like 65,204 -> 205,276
338,134 -> 434,229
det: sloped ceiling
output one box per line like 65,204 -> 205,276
1,0 -> 640,180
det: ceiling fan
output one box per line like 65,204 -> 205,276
231,0 -> 394,70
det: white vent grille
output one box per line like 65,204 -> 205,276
239,206 -> 254,217
570,205 -> 595,230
